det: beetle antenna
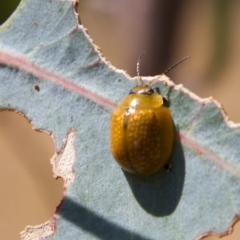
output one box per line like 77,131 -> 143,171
164,56 -> 190,74
136,52 -> 146,86
149,55 -> 190,87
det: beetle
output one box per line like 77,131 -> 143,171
110,53 -> 189,175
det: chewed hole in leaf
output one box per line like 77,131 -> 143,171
0,111 -> 63,240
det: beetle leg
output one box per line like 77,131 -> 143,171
162,96 -> 170,107
164,164 -> 172,173
154,87 -> 161,95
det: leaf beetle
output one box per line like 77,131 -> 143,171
110,53 -> 189,175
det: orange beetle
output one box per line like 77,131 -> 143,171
110,53 -> 189,175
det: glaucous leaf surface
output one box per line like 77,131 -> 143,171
0,0 -> 240,239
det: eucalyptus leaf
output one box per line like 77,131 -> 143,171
0,0 -> 240,240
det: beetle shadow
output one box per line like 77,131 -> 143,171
123,129 -> 185,217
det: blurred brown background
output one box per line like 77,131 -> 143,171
1,0 -> 240,239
